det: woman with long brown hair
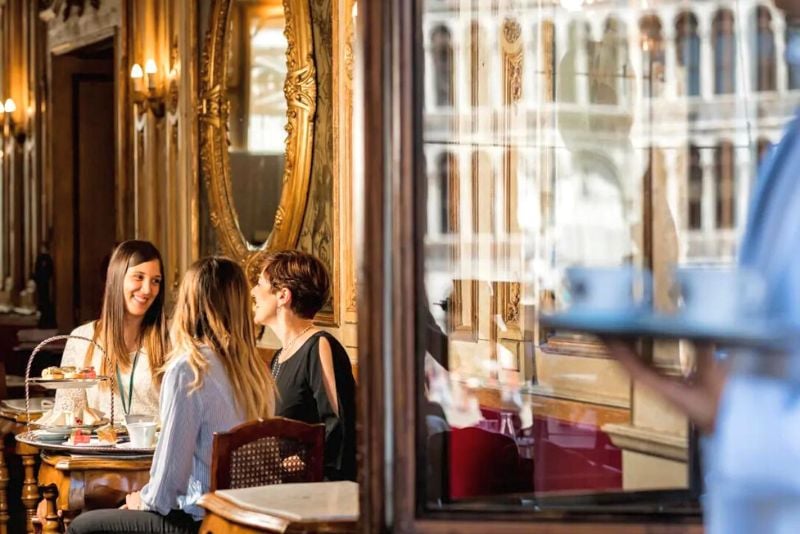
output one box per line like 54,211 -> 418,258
68,256 -> 276,533
55,240 -> 168,420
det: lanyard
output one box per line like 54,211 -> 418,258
116,349 -> 141,416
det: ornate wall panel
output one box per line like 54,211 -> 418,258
298,0 -> 337,325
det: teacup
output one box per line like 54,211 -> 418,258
126,422 -> 157,448
675,265 -> 765,326
125,414 -> 157,448
565,266 -> 652,314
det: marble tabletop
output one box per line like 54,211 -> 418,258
214,481 -> 359,523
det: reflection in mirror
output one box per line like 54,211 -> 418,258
227,0 -> 288,246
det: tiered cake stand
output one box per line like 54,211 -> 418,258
14,335 -> 155,455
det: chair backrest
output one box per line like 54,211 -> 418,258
211,416 -> 325,491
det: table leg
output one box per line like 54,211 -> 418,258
41,485 -> 60,533
0,448 -> 9,534
17,443 -> 39,534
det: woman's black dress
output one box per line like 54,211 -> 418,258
270,331 -> 357,481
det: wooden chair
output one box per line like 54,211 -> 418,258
210,417 -> 325,491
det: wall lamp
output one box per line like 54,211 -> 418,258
0,98 -> 27,143
130,60 -> 165,118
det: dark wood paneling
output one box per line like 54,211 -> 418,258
50,54 -> 114,331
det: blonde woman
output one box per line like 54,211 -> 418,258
68,257 -> 276,534
55,240 -> 168,422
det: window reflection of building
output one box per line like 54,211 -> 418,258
431,25 -> 454,107
788,25 -> 800,90
675,12 -> 701,96
540,20 -> 556,102
435,152 -> 457,234
713,9 -> 737,95
469,22 -> 489,107
688,145 -> 703,230
756,6 -> 777,92
757,137 -> 772,165
715,141 -> 736,229
640,15 -> 665,97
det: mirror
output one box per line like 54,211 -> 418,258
227,0 -> 287,246
200,0 -> 316,281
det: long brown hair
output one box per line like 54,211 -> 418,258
169,257 -> 275,420
85,240 -> 169,384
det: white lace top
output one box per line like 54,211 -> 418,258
54,322 -> 160,420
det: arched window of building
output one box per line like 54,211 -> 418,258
436,152 -> 458,234
675,12 -> 701,96
715,141 -> 736,228
469,22 -> 489,107
755,6 -> 777,92
595,16 -> 630,106
431,25 -> 454,107
713,10 -> 737,95
541,20 -> 556,102
688,146 -> 703,230
639,15 -> 665,97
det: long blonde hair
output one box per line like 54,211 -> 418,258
85,240 -> 169,385
169,256 -> 275,420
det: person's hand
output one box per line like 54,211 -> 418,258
601,336 -> 651,380
121,491 -> 142,510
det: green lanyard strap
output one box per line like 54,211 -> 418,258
116,350 -> 141,416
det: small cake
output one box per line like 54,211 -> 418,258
67,429 -> 90,445
41,367 -> 64,380
83,407 -> 104,425
78,366 -> 97,379
61,366 -> 78,379
95,424 -> 117,444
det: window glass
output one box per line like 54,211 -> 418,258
419,0 -> 800,514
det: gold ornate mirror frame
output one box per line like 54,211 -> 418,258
200,0 -> 317,282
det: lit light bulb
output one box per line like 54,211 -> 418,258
4,99 -> 16,114
130,63 -> 144,79
144,59 -> 157,75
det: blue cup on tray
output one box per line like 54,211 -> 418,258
564,266 -> 653,317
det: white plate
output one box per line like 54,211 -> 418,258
1,398 -> 53,413
26,377 -> 110,390
61,438 -> 116,448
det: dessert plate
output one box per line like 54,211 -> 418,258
26,377 -> 110,389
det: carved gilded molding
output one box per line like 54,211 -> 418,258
199,0 -> 316,283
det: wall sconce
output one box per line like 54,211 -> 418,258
1,98 -> 26,143
130,60 -> 165,118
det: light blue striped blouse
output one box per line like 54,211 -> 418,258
139,345 -> 245,520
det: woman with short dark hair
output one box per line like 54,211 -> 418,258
252,250 -> 357,481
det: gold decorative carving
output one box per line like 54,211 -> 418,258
503,282 -> 521,326
199,0 -> 317,283
502,18 -> 521,44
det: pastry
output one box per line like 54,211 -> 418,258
61,366 -> 78,379
41,367 -> 64,380
83,407 -> 104,425
67,429 -> 90,445
96,424 -> 117,444
78,367 -> 97,379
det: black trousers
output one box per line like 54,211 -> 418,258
67,509 -> 200,534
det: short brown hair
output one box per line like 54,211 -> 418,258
261,250 -> 330,319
